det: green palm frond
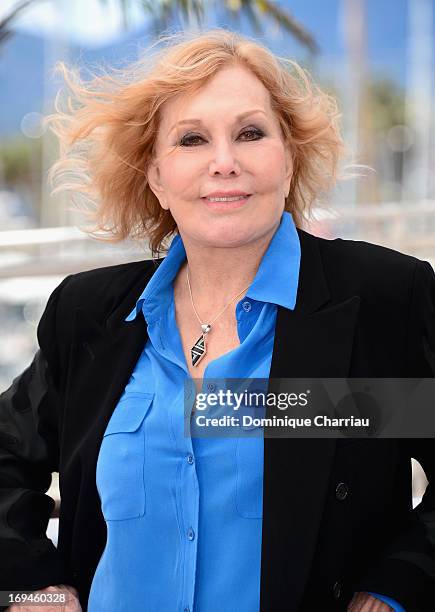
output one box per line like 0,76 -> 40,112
130,0 -> 319,53
0,0 -> 35,47
252,0 -> 318,53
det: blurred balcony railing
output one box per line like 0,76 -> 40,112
0,200 -> 434,279
0,226 -> 152,278
309,199 -> 435,268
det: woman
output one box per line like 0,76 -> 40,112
0,28 -> 434,612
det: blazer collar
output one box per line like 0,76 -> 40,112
106,260 -> 163,333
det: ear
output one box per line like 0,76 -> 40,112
284,144 -> 293,198
146,160 -> 169,210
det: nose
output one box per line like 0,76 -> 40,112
208,140 -> 241,176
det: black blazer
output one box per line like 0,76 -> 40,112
1,228 -> 435,612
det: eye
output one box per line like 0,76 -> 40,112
178,127 -> 264,147
239,127 -> 264,141
179,133 -> 204,147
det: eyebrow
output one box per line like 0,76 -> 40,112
167,109 -> 267,135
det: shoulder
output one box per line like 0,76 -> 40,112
57,257 -> 163,310
299,226 -> 431,280
297,227 -> 434,308
299,227 -> 424,274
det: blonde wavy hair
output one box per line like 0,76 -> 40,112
45,27 -> 352,256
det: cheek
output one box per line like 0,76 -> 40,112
162,175 -> 183,197
252,147 -> 289,190
159,157 -> 197,197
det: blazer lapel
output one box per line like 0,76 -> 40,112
63,264 -> 159,459
61,263 -> 158,575
260,229 -> 361,611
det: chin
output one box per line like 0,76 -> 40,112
196,225 -> 262,248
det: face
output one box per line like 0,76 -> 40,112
147,64 -> 293,250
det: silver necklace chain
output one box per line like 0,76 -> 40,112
186,265 -> 251,332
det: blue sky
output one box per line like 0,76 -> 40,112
1,0 -> 432,87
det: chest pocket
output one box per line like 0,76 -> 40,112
235,423 -> 264,519
96,392 -> 154,521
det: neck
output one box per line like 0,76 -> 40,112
177,227 -> 277,318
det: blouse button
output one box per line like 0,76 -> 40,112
187,454 -> 194,465
187,527 -> 195,541
242,300 -> 252,312
207,382 -> 216,392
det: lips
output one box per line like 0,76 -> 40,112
203,196 -> 250,202
203,191 -> 251,199
202,194 -> 251,210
